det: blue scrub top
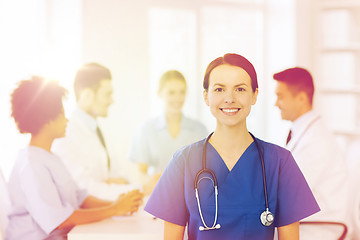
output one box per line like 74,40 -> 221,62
145,137 -> 320,240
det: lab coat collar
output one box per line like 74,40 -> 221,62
73,108 -> 98,132
287,110 -> 320,150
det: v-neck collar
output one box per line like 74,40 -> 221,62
207,140 -> 256,174
196,139 -> 259,202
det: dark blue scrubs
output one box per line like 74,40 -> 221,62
145,137 -> 320,240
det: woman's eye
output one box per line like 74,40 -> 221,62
236,87 -> 245,92
214,88 -> 223,92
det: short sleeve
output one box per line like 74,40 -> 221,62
20,163 -> 75,234
144,150 -> 189,226
275,151 -> 320,227
76,187 -> 88,206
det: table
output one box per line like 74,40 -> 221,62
67,210 -> 163,240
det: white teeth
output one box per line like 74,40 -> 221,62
222,108 -> 239,113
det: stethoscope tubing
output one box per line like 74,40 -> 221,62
194,132 -> 273,230
195,132 -> 270,209
249,132 -> 270,211
194,132 -> 216,189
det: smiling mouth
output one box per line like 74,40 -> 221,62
220,108 -> 240,113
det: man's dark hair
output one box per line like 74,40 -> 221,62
74,63 -> 112,99
273,67 -> 315,105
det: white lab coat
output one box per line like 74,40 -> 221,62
52,109 -> 137,201
286,110 -> 350,239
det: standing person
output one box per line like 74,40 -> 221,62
6,77 -> 143,240
52,63 -> 155,199
128,70 -> 208,175
145,54 -> 320,240
273,67 -> 349,239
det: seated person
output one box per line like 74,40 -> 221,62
52,63 -> 156,199
0,170 -> 10,240
6,76 -> 143,240
128,70 -> 208,175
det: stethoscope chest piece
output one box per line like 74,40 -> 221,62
260,208 -> 274,226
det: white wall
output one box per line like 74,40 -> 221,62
0,0 -> 83,179
81,0 -> 297,168
0,0 -> 296,178
80,1 -> 152,171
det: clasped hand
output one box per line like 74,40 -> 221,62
112,189 -> 144,216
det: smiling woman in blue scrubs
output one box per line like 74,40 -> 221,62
145,53 -> 320,240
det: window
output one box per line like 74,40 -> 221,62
149,0 -> 295,143
0,0 -> 82,178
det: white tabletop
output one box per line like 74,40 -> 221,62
67,210 -> 163,240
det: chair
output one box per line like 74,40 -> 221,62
300,221 -> 348,240
0,171 -> 11,240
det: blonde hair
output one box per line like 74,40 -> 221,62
158,70 -> 187,92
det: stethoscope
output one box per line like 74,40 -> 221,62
194,132 -> 274,231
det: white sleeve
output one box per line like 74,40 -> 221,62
52,137 -> 100,191
53,137 -> 139,201
292,130 -> 349,223
20,163 -> 74,234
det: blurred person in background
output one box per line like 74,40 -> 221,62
6,76 -> 143,240
128,70 -> 208,176
273,67 -> 350,239
52,63 -> 155,200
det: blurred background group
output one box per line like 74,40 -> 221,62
0,0 -> 360,239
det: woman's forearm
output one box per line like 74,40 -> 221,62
80,195 -> 112,208
164,221 -> 185,240
58,190 -> 143,230
57,204 -> 116,230
278,221 -> 299,240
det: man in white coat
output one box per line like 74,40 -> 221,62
273,67 -> 350,239
53,63 -> 156,200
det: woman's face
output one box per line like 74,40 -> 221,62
203,64 -> 258,128
48,109 -> 68,139
159,78 -> 187,115
275,81 -> 303,122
